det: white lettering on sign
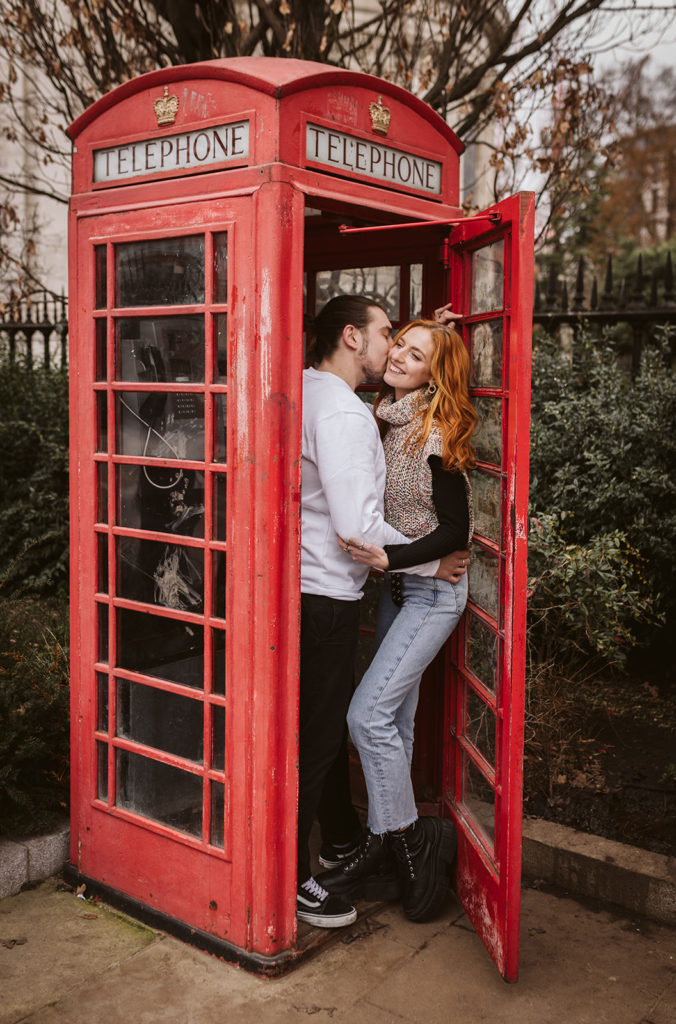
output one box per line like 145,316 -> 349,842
306,123 -> 441,195
93,121 -> 250,183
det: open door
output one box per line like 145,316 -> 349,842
444,192 -> 534,981
316,191 -> 534,981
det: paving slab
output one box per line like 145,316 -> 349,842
364,890 -> 676,1024
2,880 -> 674,1024
0,881 -> 154,1024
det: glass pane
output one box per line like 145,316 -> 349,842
468,547 -> 500,621
462,753 -> 495,850
115,236 -> 205,307
212,629 -> 226,695
473,396 -> 502,466
410,263 -> 423,318
315,266 -> 400,321
95,245 -> 107,309
464,685 -> 496,769
473,471 -> 501,544
470,320 -> 503,388
97,462 -> 108,524
117,607 -> 204,688
116,749 -> 202,837
214,313 -> 227,383
97,673 -> 108,732
213,474 -> 227,541
117,392 -> 204,461
117,537 -> 204,613
213,552 -> 226,619
214,395 -> 227,462
95,319 -> 107,380
98,603 -> 109,663
97,741 -> 108,801
211,704 -> 225,772
97,533 -> 108,593
470,239 -> 504,314
465,612 -> 498,692
210,780 -> 225,848
118,465 -> 205,538
213,232 -> 228,304
96,392 -> 107,452
116,316 -> 204,382
117,679 -> 204,763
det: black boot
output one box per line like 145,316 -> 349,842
389,816 -> 456,922
316,829 -> 401,902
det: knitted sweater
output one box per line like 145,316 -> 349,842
377,389 -> 473,571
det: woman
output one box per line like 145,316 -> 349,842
319,319 -> 476,923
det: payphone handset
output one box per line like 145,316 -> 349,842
117,317 -> 206,560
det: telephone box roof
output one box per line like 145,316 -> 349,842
68,56 -> 463,154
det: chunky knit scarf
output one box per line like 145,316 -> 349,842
377,388 -> 474,544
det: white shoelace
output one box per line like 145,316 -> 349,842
300,876 -> 329,901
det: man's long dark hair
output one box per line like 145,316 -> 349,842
307,295 -> 383,365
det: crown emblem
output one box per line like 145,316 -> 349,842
369,96 -> 391,136
153,86 -> 179,127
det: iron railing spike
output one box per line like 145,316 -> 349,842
573,256 -> 585,311
631,254 -> 645,306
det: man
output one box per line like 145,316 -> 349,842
297,295 -> 469,928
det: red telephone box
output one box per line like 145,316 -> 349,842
67,57 -> 533,979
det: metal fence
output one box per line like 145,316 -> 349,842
2,252 -> 675,374
0,292 -> 68,369
534,251 -> 676,372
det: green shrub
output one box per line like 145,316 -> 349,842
529,330 -> 676,666
527,512 -> 657,671
0,349 -> 69,593
0,594 -> 70,836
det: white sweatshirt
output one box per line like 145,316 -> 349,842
301,367 -> 437,600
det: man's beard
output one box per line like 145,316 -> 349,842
361,362 -> 386,385
359,341 -> 387,385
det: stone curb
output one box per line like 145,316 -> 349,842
521,817 -> 675,926
0,822 -> 70,900
1,818 -> 673,926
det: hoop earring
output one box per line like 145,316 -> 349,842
426,383 -> 438,396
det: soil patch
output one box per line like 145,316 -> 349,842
524,680 -> 676,856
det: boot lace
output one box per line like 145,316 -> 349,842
345,829 -> 377,871
392,833 -> 417,881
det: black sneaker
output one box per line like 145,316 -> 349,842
296,876 -> 357,928
318,838 -> 360,869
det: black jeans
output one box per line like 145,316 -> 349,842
298,593 -> 362,884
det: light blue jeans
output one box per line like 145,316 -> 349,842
347,573 -> 468,834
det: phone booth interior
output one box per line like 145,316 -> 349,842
67,58 -> 532,980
